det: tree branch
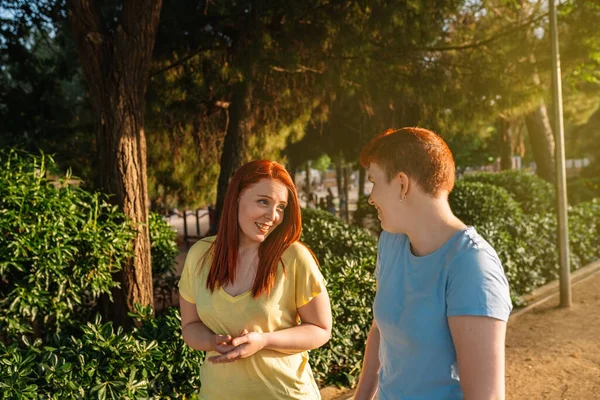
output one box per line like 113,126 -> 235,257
269,64 -> 325,74
150,47 -> 218,76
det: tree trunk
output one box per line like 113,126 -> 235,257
498,117 -> 515,170
358,166 -> 366,198
305,162 -> 312,198
335,157 -> 343,205
526,102 -> 556,183
215,0 -> 263,222
68,0 -> 162,327
524,51 -> 556,184
342,166 -> 350,221
216,79 -> 253,221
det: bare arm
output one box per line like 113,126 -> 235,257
179,295 -> 233,353
208,290 -> 332,363
448,315 -> 507,400
353,320 -> 381,400
264,289 -> 332,351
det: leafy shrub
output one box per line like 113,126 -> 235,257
149,212 -> 178,276
301,208 -> 377,387
0,150 -> 180,339
567,199 -> 600,269
352,195 -> 381,235
0,306 -> 204,399
461,170 -> 555,214
449,181 -> 524,226
477,199 -> 600,301
0,151 -> 136,338
149,212 -> 179,309
567,177 -> 600,205
477,215 -> 557,302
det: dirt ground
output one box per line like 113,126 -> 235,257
506,271 -> 600,399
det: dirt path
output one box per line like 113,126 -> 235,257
506,270 -> 600,399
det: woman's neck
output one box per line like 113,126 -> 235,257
405,196 -> 466,257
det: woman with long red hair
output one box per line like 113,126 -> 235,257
178,160 -> 332,399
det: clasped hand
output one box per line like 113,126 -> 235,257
209,329 -> 266,364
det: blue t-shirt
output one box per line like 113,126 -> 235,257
373,227 -> 512,400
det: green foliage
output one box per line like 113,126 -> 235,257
474,200 -> 600,301
312,154 -> 332,173
461,170 -> 556,214
477,215 -> 557,302
0,150 -> 136,338
352,195 -> 381,235
148,212 -> 179,309
567,177 -> 600,205
566,199 -> 600,269
0,306 -> 204,399
149,213 -> 178,276
301,208 -> 377,388
449,181 -> 524,226
0,150 -> 180,340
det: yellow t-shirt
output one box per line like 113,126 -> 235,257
178,237 -> 326,400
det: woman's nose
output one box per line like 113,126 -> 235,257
265,206 -> 277,220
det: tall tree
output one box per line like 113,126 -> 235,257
67,0 -> 162,326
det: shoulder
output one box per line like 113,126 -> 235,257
189,236 -> 216,256
447,228 -> 501,270
282,241 -> 317,265
446,228 -> 510,294
185,236 -> 216,271
445,228 -> 512,320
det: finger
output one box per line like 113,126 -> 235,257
232,335 -> 250,347
215,334 -> 231,344
215,344 -> 236,354
241,329 -> 249,335
209,349 -> 242,363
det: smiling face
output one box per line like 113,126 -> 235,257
237,178 -> 289,247
367,162 -> 405,233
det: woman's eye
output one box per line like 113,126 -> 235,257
258,199 -> 268,205
277,205 -> 286,211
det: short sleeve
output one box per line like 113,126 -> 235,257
178,239 -> 212,304
293,244 -> 327,309
446,249 -> 513,322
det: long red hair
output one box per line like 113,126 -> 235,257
205,160 -> 302,297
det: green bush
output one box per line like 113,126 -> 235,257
0,151 -> 136,338
477,215 -> 557,302
301,208 -> 377,387
352,195 -> 381,235
0,150 -> 180,339
449,180 -> 524,226
567,199 -> 600,269
0,306 -> 204,399
476,199 -> 600,301
149,213 -> 178,276
461,170 -> 555,214
149,212 -> 179,309
567,177 -> 600,205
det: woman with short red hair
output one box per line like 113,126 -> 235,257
354,128 -> 512,400
179,160 -> 332,399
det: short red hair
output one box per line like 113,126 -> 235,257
360,127 -> 456,196
206,160 -> 302,297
